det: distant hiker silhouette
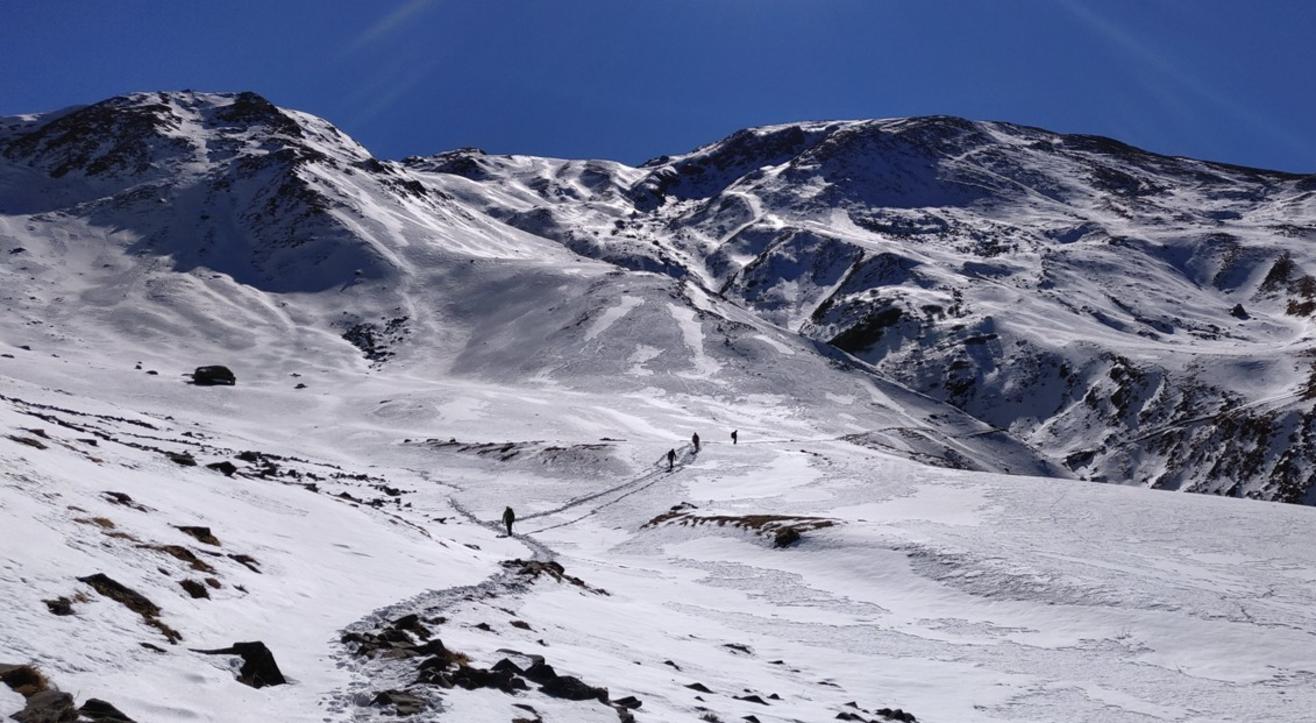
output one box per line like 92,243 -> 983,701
502,506 -> 515,536
692,433 -> 701,452
731,430 -> 738,445
666,448 -> 677,471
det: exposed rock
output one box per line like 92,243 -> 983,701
502,559 -> 607,594
226,553 -> 261,573
164,451 -> 196,466
773,528 -> 802,547
371,689 -> 425,716
42,597 -> 75,616
192,641 -> 286,688
174,526 -> 221,546
11,688 -> 76,723
6,434 -> 47,450
78,698 -> 137,722
490,658 -> 523,676
178,579 -> 210,599
520,659 -> 558,685
140,545 -> 215,573
77,573 -> 180,643
539,673 -> 607,702
205,461 -> 237,476
448,664 -> 527,693
190,366 -> 236,386
100,492 -> 149,512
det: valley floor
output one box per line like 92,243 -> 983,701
3,350 -> 1316,722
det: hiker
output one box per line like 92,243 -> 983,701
692,432 -> 701,452
502,506 -> 515,536
666,448 -> 676,471
731,429 -> 738,445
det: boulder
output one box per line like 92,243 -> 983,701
205,461 -> 237,476
371,689 -> 425,716
448,664 -> 526,693
538,674 -> 607,702
191,366 -> 236,386
164,451 -> 196,467
10,688 -> 76,723
773,527 -> 802,548
193,641 -> 286,688
78,699 -> 137,722
178,579 -> 210,599
174,526 -> 221,546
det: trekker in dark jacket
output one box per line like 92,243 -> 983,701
667,448 -> 677,471
731,430 -> 738,445
502,506 -> 516,536
692,433 -> 701,452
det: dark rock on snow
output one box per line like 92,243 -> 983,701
190,366 -> 236,386
164,451 -> 196,466
174,525 -> 221,545
371,689 -> 426,716
79,698 -> 138,722
77,573 -> 181,643
192,641 -> 286,688
10,688 -> 77,723
205,461 -> 237,476
178,579 -> 210,599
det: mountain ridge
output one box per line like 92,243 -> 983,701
4,90 -> 1316,502
5,89 -> 1316,723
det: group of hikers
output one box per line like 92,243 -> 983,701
665,428 -> 736,471
501,428 -> 740,536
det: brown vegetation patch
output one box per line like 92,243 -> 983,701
0,664 -> 49,697
138,544 -> 216,573
77,573 -> 181,644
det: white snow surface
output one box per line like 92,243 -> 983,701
1,92 -> 1315,722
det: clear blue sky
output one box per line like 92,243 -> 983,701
1,1 -> 1312,171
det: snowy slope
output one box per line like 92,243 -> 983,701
409,118 -> 1316,503
3,92 -> 1316,722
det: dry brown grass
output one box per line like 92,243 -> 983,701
0,663 -> 50,697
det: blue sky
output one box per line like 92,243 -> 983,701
1,1 -> 1312,171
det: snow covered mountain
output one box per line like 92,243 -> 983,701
411,117 -> 1316,503
3,91 -> 1316,722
